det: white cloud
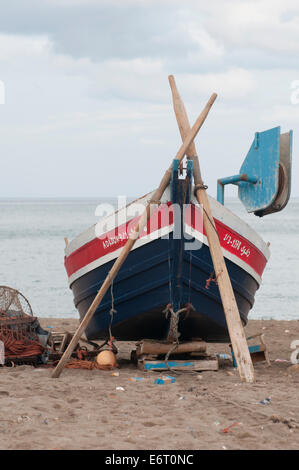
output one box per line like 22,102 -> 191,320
0,33 -> 51,60
0,80 -> 4,104
178,68 -> 256,100
0,0 -> 298,197
203,0 -> 299,54
261,105 -> 299,123
181,21 -> 225,58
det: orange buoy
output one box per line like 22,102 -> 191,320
96,350 -> 117,367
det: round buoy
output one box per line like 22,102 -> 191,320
96,350 -> 117,367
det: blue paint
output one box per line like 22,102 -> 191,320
70,163 -> 258,343
170,158 -> 183,314
146,361 -> 195,370
239,127 -> 281,212
154,376 -> 176,384
231,344 -> 262,367
71,237 -> 258,342
186,159 -> 193,196
217,174 -> 258,205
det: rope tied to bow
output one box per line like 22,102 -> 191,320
106,275 -> 118,353
194,183 -> 208,193
205,271 -> 222,289
163,302 -> 195,369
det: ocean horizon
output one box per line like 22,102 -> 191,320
0,196 -> 298,321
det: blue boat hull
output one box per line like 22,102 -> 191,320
71,236 -> 258,343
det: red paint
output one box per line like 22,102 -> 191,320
65,203 -> 267,280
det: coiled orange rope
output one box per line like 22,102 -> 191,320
0,332 -> 44,358
64,359 -> 114,370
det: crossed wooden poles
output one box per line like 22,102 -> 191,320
52,77 -> 255,383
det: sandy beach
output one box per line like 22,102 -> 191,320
0,317 -> 298,450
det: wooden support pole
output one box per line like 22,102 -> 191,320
51,93 -> 217,378
168,75 -> 255,383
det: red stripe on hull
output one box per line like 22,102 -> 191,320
65,203 -> 267,280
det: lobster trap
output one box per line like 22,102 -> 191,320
0,286 -> 48,366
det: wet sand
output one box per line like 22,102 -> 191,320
0,318 -> 298,450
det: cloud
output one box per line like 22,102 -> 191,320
203,0 -> 299,55
0,0 -> 298,197
0,80 -> 4,104
261,105 -> 299,123
0,33 -> 51,60
177,68 -> 256,100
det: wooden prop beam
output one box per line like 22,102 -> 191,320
168,75 -> 255,383
51,93 -> 217,378
136,340 -> 207,357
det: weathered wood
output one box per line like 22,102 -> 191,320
139,358 -> 219,372
51,94 -> 217,379
259,334 -> 271,366
168,75 -> 255,383
58,332 -> 71,354
136,340 -> 207,357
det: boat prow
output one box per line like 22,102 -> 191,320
64,186 -> 270,343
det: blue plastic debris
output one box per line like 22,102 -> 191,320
259,397 -> 271,405
216,354 -> 232,360
154,376 -> 176,385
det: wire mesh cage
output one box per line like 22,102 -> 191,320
0,286 -> 44,361
0,285 -> 33,318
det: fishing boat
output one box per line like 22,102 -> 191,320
64,126 -> 292,343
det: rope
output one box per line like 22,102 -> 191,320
0,331 -> 44,359
62,359 -> 115,370
163,303 -> 195,371
194,183 -> 208,193
201,205 -> 220,241
108,278 -> 117,351
205,271 -> 222,289
205,273 -> 215,289
149,199 -> 161,205
188,250 -> 192,304
198,202 -> 224,291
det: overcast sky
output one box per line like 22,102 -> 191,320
0,0 -> 298,198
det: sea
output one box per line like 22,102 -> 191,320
0,197 -> 298,321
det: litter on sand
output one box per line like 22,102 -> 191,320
154,376 -> 176,385
259,397 -> 271,405
220,422 -> 241,433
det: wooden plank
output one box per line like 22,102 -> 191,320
58,332 -> 71,354
260,334 -> 271,366
139,358 -> 219,372
136,340 -> 206,357
51,94 -> 217,379
168,75 -> 255,383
